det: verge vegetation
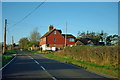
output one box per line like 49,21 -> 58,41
32,45 -> 119,78
2,50 -> 15,67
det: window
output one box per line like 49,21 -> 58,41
47,44 -> 49,47
54,38 -> 56,41
54,44 -> 56,47
58,48 -> 60,50
69,38 -> 74,42
54,31 -> 56,34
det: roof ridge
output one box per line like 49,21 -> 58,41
40,28 -> 56,38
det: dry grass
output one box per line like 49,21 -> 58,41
55,46 -> 118,68
53,45 -> 119,77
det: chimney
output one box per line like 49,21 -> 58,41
49,25 -> 53,31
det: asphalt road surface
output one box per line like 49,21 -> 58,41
1,50 -> 117,80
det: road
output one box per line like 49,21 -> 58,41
1,50 -> 116,80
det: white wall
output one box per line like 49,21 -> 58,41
40,44 -> 56,51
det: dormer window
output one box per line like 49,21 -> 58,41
54,31 -> 56,34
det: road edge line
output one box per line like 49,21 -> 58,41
0,55 -> 17,71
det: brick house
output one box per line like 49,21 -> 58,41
40,25 -> 76,51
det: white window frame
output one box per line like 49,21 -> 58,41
54,31 -> 56,34
69,38 -> 74,42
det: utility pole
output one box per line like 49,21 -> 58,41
3,19 -> 7,54
65,21 -> 67,48
12,36 -> 14,49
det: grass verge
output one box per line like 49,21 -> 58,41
44,53 -> 118,78
2,50 -> 15,67
31,51 -> 118,78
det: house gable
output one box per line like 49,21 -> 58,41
46,29 -> 64,44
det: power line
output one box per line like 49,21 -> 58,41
7,0 -> 46,30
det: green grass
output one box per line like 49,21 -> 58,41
6,50 -> 16,55
2,50 -> 15,67
2,55 -> 13,66
31,51 -> 118,78
27,50 -> 44,54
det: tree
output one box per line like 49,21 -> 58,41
99,30 -> 107,43
19,38 -> 29,49
100,30 -> 104,42
80,32 -> 86,38
86,30 -> 89,38
13,43 -> 16,47
106,35 -> 112,45
88,31 -> 96,39
29,28 -> 41,43
77,31 -> 81,38
112,34 -> 118,45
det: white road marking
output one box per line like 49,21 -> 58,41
0,55 -> 17,71
28,55 -> 34,60
52,77 -> 57,80
34,60 -> 39,64
28,55 -> 57,80
41,66 -> 46,70
28,55 -> 39,65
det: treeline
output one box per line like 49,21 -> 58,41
77,30 -> 119,45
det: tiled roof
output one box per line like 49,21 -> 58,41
75,38 -> 99,45
62,34 -> 76,39
40,29 -> 76,39
40,29 -> 55,38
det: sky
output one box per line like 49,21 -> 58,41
1,2 -> 118,44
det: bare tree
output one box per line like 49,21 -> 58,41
77,31 -> 81,38
29,28 -> 41,43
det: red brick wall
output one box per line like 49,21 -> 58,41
66,39 -> 75,45
47,30 -> 64,45
40,37 -> 46,45
49,44 -> 63,49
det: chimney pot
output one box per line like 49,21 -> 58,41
49,25 -> 53,31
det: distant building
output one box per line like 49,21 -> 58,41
75,38 -> 99,46
40,25 -> 76,51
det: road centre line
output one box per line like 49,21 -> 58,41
28,55 -> 57,80
41,66 -> 46,70
28,55 -> 34,60
28,55 -> 40,64
52,77 -> 57,80
34,60 -> 39,64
